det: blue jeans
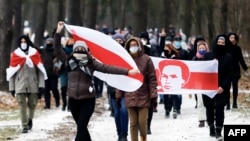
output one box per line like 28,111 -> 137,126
111,98 -> 129,137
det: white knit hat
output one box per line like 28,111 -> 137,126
73,41 -> 88,51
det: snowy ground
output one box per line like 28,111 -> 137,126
1,89 -> 250,141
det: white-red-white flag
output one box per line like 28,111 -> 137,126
64,24 -> 143,92
151,56 -> 218,98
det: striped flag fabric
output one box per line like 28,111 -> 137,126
64,24 -> 144,92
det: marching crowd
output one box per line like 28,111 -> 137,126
6,21 -> 249,141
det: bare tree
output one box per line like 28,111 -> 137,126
84,0 -> 98,28
34,0 -> 49,47
12,0 -> 23,50
68,0 -> 82,26
132,0 -> 148,36
0,0 -> 14,90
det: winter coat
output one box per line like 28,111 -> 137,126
116,37 -> 158,108
8,48 -> 45,93
54,33 -> 129,100
227,33 -> 248,78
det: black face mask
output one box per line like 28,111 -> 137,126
216,45 -> 226,55
67,45 -> 73,48
46,44 -> 54,50
164,50 -> 169,57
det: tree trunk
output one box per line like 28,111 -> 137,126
0,0 -> 14,91
182,0 -> 193,38
68,0 -> 82,26
12,0 -> 23,50
220,0 -> 228,33
132,0 -> 148,36
34,0 -> 49,47
84,0 -> 98,29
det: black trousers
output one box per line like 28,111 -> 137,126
69,97 -> 96,141
44,74 -> 60,108
202,92 -> 227,127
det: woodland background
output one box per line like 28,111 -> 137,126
0,0 -> 249,91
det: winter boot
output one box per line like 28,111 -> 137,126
173,111 -> 177,119
140,136 -> 147,141
232,101 -> 238,108
22,127 -> 29,133
215,127 -> 222,138
209,125 -> 216,137
28,119 -> 33,130
198,120 -> 205,127
147,128 -> 152,134
165,111 -> 170,118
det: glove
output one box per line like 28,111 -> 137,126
38,87 -> 44,99
116,98 -> 121,107
10,91 -> 15,97
152,98 -> 158,112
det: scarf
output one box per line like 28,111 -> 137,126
6,47 -> 48,81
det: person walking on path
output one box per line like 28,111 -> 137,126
226,32 -> 248,109
203,34 -> 233,140
116,37 -> 158,141
6,35 -> 47,133
192,40 -> 210,127
54,21 -> 140,141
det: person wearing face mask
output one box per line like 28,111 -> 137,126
6,35 -> 47,133
116,37 -> 158,141
40,38 -> 61,109
139,31 -> 151,55
192,41 -> 210,128
160,41 -> 181,119
202,34 -> 233,140
165,35 -> 189,117
54,21 -> 140,141
57,38 -> 74,111
109,33 -> 130,141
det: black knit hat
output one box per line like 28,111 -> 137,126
139,31 -> 150,41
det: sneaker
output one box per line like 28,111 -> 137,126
22,128 -> 29,133
28,119 -> 33,130
226,105 -> 230,110
173,112 -> 177,119
198,121 -> 205,127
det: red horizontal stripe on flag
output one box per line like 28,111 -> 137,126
183,72 -> 218,90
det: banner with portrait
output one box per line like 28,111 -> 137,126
151,56 -> 218,98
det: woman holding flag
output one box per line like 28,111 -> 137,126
54,21 -> 140,141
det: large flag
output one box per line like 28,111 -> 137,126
64,24 -> 144,92
151,56 -> 218,98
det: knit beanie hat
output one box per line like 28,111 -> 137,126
112,33 -> 125,42
139,31 -> 150,41
73,41 -> 88,51
46,38 -> 54,45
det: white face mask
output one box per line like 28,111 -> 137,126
141,39 -> 147,46
20,43 -> 28,50
129,46 -> 139,54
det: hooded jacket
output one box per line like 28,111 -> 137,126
116,37 -> 158,108
205,34 -> 233,92
227,32 -> 248,77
